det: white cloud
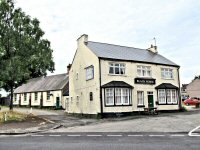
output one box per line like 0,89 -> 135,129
13,0 -> 200,84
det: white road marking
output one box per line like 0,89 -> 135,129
188,125 -> 200,137
31,135 -> 44,137
107,135 -> 122,137
49,135 -> 61,137
149,135 -> 165,137
86,135 -> 102,137
67,135 -> 81,137
171,134 -> 185,137
128,135 -> 144,137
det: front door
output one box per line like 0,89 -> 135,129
147,91 -> 154,108
56,97 -> 60,109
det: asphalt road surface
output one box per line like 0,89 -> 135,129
0,132 -> 200,150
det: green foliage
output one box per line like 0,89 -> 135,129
0,0 -> 55,109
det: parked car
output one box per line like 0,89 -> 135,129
183,98 -> 200,106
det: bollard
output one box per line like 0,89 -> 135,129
4,112 -> 7,122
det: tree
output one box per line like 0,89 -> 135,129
0,0 -> 55,110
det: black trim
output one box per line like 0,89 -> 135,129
155,83 -> 178,89
99,57 -> 180,68
158,103 -> 178,105
137,105 -> 145,108
102,81 -> 133,88
99,59 -> 103,118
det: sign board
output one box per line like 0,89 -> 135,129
134,78 -> 156,85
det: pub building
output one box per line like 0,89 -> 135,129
68,34 -> 180,117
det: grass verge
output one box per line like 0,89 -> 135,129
0,111 -> 27,124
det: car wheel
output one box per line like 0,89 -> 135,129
186,103 -> 189,106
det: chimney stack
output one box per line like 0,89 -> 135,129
147,44 -> 158,53
67,63 -> 71,74
77,34 -> 88,46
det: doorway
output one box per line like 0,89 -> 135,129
147,91 -> 154,108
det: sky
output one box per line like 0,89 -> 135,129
1,0 -> 200,96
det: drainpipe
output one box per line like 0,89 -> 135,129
177,67 -> 182,110
99,58 -> 103,118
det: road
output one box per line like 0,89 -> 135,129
0,132 -> 200,150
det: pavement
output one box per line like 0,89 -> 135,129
0,105 -> 200,135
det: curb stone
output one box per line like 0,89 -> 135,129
0,124 -> 62,135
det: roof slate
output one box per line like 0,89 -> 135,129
14,73 -> 68,93
86,41 -> 179,67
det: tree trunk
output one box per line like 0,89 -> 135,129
9,86 -> 13,110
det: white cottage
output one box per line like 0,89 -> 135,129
13,73 -> 69,109
68,34 -> 180,117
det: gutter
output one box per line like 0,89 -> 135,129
99,58 -> 103,118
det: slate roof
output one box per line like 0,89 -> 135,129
86,41 -> 179,67
102,81 -> 133,88
155,83 -> 178,89
14,73 -> 69,93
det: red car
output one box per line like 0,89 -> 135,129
184,98 -> 200,106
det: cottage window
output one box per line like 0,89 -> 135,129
24,93 -> 27,101
14,94 -> 17,102
137,91 -> 144,106
86,66 -> 94,80
47,91 -> 50,100
109,63 -> 125,75
137,66 -> 151,77
161,68 -> 173,79
35,92 -> 38,101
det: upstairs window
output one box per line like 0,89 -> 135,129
161,68 -> 173,79
86,66 -> 94,80
137,66 -> 151,77
109,63 -> 125,75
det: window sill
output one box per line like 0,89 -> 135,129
108,74 -> 127,77
161,78 -> 174,80
105,104 -> 132,107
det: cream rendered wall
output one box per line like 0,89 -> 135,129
69,35 -> 100,115
100,60 -> 179,112
14,90 -> 63,107
42,90 -> 62,107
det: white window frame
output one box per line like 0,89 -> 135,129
105,88 -> 114,106
137,91 -> 144,106
35,92 -> 38,101
109,63 -> 125,75
86,66 -> 94,80
24,93 -> 27,101
137,66 -> 151,77
161,68 -> 173,79
47,91 -> 50,100
158,89 -> 166,104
